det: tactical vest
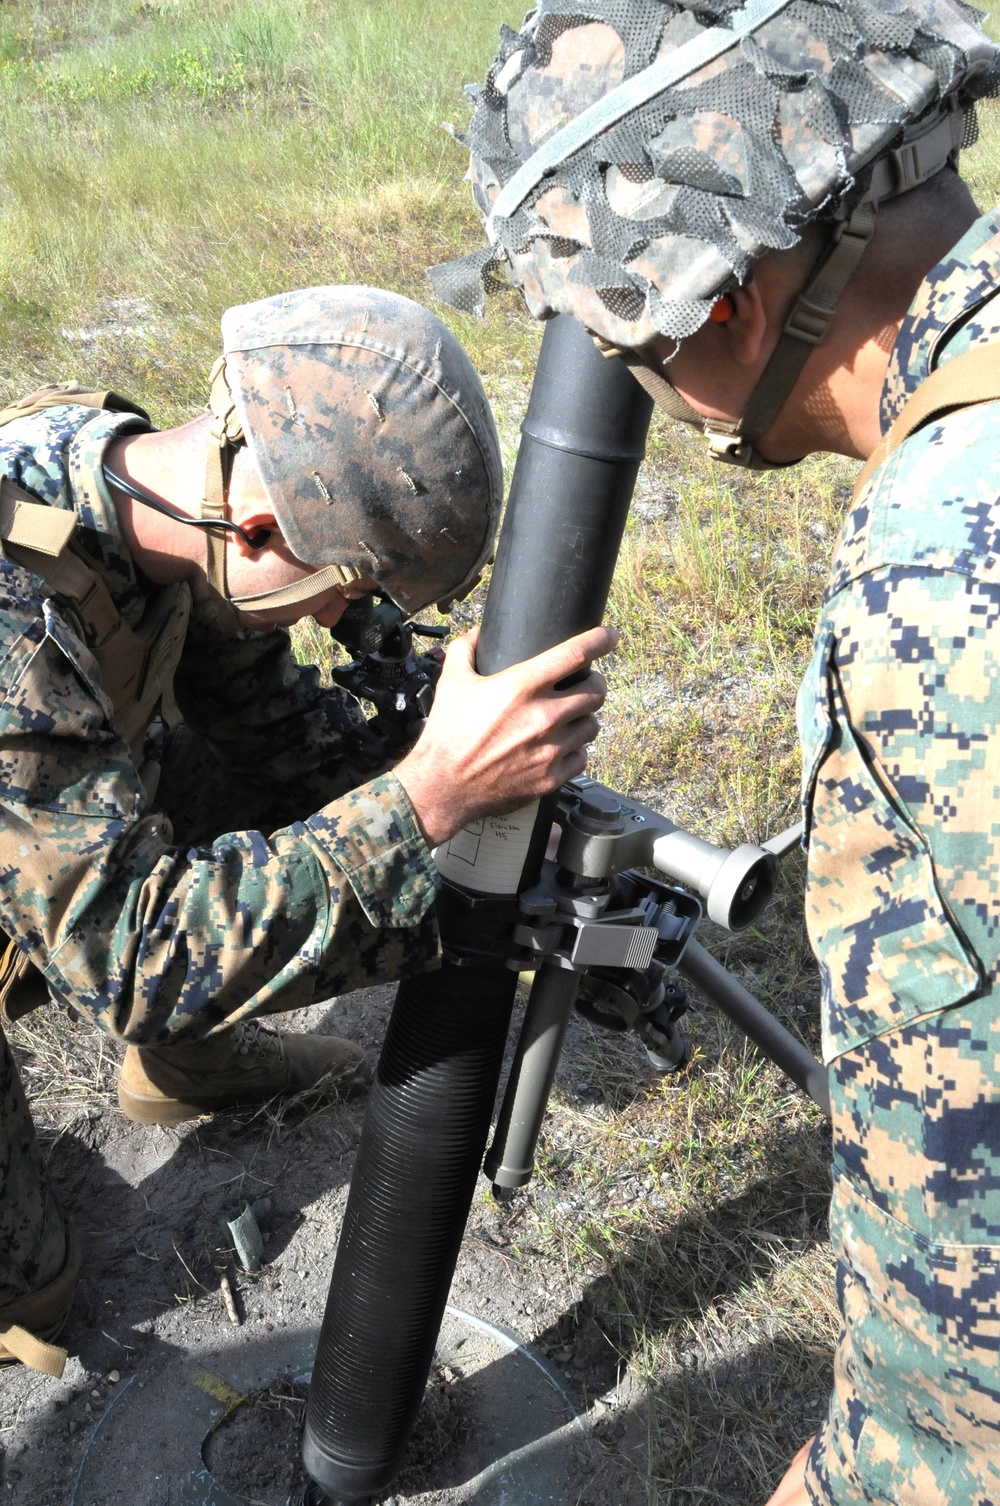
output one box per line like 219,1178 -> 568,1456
0,385 -> 192,1026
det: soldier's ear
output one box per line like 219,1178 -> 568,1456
228,501 -> 279,557
725,280 -> 769,368
227,451 -> 280,556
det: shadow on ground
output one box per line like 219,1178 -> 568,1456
1,980 -> 834,1506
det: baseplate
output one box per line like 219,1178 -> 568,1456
69,1307 -> 590,1506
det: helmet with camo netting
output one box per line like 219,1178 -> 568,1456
430,0 -> 1000,466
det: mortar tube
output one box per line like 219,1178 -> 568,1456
303,316 -> 654,1501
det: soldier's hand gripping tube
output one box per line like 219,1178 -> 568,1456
302,316 -> 654,1501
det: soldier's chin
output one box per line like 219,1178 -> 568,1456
236,586 -> 351,631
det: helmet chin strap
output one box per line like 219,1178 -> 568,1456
230,563 -> 367,614
201,356 -> 364,630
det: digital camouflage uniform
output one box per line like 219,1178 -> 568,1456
433,4 -> 1000,1498
798,208 -> 1000,1504
0,403 -> 442,1306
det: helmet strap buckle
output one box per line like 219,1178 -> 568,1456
703,419 -> 753,466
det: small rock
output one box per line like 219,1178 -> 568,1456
90,1389 -> 101,1399
108,1370 -> 120,1384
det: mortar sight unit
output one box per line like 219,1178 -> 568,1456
329,596 -> 448,752
302,314 -> 829,1503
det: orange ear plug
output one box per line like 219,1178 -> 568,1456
709,294 -> 735,322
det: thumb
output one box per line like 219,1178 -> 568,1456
441,626 -> 478,678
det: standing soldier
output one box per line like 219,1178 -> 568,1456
432,2 -> 1000,1502
0,285 -> 615,1377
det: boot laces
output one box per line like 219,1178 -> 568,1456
235,1021 -> 285,1061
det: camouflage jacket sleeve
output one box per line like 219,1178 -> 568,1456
797,391 -> 1000,1064
172,612 -> 389,830
0,555 -> 440,1043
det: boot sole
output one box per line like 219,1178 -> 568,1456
117,1063 -> 372,1127
117,1082 -> 224,1126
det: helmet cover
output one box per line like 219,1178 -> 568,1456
429,0 -> 1000,349
221,286 -> 503,613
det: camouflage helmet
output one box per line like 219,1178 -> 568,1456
430,0 -> 1000,465
202,286 -> 502,620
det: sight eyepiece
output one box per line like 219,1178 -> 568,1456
651,832 -> 775,931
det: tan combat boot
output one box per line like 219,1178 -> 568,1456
0,1218 -> 82,1378
117,1021 -> 371,1126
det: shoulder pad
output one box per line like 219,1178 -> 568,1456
0,381 -> 150,428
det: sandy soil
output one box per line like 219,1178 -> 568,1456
0,985 -> 649,1506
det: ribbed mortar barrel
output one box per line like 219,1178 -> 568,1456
302,960 -> 517,1499
303,315 -> 654,1502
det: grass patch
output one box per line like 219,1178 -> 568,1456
0,0 -> 532,416
4,4 -> 1000,1500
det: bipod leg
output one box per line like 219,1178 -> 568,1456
485,966 -> 582,1198
677,939 -> 830,1117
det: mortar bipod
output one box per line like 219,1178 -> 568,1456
483,778 -> 829,1199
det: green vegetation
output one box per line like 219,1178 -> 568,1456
0,0 -> 525,414
4,2 -> 1000,1500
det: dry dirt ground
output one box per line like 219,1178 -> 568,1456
0,987 -> 660,1506
1,948 -> 830,1506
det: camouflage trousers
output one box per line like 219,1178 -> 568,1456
0,1022 -> 68,1308
799,565 -> 1000,1505
0,722 -> 318,1308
